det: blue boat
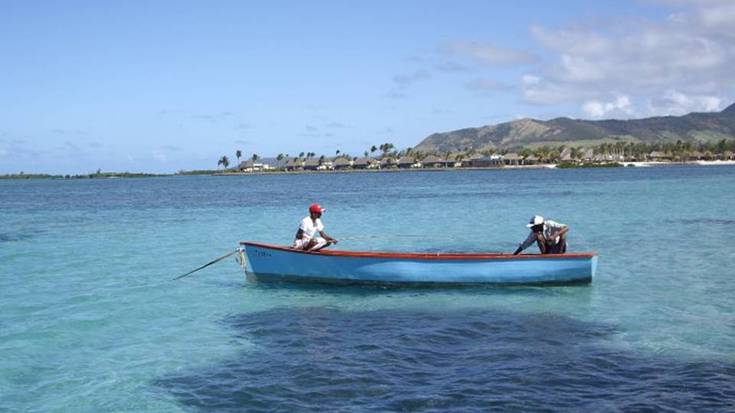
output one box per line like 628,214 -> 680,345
238,242 -> 597,286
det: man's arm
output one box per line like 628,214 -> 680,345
295,228 -> 304,240
557,226 -> 569,238
546,223 -> 569,244
513,232 -> 539,255
319,230 -> 338,244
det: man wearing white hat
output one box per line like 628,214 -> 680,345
513,215 -> 569,255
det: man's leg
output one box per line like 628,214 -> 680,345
535,233 -> 547,254
305,237 -> 330,251
545,239 -> 566,254
557,233 -> 567,253
310,237 -> 330,251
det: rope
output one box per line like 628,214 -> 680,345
338,234 -> 424,241
173,249 -> 239,280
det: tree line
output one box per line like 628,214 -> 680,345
217,139 -> 735,169
217,143 -> 398,169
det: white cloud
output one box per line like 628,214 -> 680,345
648,90 -> 722,115
653,0 -> 735,36
531,26 -> 611,56
522,75 -> 540,86
697,3 -> 735,33
447,41 -> 536,66
520,74 -> 583,105
582,95 -> 633,118
559,54 -> 606,82
520,2 -> 735,116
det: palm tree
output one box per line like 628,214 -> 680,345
236,149 -> 242,162
570,147 -> 582,161
364,151 -> 369,157
370,145 -> 377,154
378,143 -> 395,156
277,153 -> 284,161
532,147 -> 547,162
218,156 -> 230,169
336,149 -> 340,156
299,152 -> 305,158
716,139 -> 727,154
251,153 -> 259,162
456,154 -> 465,167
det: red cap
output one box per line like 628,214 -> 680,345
309,203 -> 325,214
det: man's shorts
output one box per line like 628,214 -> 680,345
293,237 -> 327,250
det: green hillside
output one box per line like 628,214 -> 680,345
414,103 -> 735,152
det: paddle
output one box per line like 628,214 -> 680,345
173,249 -> 239,280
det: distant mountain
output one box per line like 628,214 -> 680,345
414,103 -> 735,152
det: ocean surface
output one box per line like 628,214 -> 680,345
1,166 -> 734,412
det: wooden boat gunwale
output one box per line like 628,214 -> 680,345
240,241 -> 597,261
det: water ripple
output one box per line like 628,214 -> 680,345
0,232 -> 32,243
664,218 -> 735,226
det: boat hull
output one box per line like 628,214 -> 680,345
240,242 -> 597,286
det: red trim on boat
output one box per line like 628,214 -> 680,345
240,241 -> 597,261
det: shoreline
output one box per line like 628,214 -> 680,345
213,160 -> 735,176
212,164 -> 556,176
3,160 -> 735,180
621,160 -> 735,167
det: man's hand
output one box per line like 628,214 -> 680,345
545,233 -> 564,245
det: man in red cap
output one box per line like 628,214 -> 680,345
293,203 -> 339,251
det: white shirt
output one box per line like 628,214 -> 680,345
519,220 -> 567,250
298,216 -> 324,241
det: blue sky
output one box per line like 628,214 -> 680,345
1,0 -> 734,174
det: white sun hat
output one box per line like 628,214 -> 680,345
526,215 -> 544,227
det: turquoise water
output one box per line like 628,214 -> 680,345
1,167 -> 734,411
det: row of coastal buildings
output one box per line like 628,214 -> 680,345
236,153 -> 536,172
235,148 -> 735,172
